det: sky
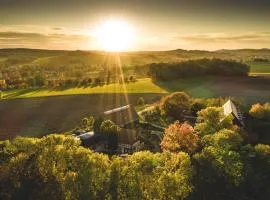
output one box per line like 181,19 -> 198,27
0,0 -> 270,51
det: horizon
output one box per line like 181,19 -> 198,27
1,47 -> 270,53
1,0 -> 270,51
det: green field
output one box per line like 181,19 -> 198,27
249,62 -> 270,76
3,79 -> 166,99
3,76 -> 270,102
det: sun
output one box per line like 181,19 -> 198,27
95,20 -> 134,52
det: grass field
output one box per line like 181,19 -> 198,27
3,76 -> 270,102
249,62 -> 270,76
3,79 -> 166,99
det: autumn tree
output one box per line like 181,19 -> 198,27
249,103 -> 265,119
161,121 -> 200,154
160,92 -> 191,120
249,102 -> 270,120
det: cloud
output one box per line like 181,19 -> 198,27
51,27 -> 64,31
0,31 -> 93,50
170,32 -> 270,50
180,32 -> 270,43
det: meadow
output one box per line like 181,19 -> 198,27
3,76 -> 270,103
2,79 -> 166,99
249,61 -> 270,76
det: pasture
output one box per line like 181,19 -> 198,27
2,79 -> 166,99
249,62 -> 270,76
3,77 -> 270,103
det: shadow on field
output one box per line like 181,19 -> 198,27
153,76 -> 270,103
0,93 -> 165,140
4,88 -> 43,99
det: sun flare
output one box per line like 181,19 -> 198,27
95,20 -> 134,52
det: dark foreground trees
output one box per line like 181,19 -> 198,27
0,135 -> 194,200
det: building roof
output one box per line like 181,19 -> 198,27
76,131 -> 94,140
118,129 -> 139,145
223,99 -> 244,126
103,105 -> 139,127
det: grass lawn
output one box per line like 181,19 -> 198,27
3,78 -> 166,99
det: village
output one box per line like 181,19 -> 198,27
73,96 -> 245,155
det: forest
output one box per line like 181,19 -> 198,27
148,59 -> 250,81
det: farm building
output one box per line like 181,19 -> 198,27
118,129 -> 144,154
223,99 -> 245,127
75,131 -> 101,147
103,105 -> 139,127
76,131 -> 94,140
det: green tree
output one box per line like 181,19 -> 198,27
160,92 -> 191,120
100,120 -> 120,150
0,135 -> 111,200
93,116 -> 104,134
195,106 -> 236,136
202,129 -> 243,150
192,146 -> 244,199
80,116 -> 95,130
110,151 -> 193,200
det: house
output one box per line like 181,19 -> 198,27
223,99 -> 245,127
76,131 -> 95,140
117,129 -> 144,154
103,105 -> 139,128
75,131 -> 101,147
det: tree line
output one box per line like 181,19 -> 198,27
148,58 -> 250,81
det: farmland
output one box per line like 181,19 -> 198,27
2,78 -> 166,99
2,76 -> 270,102
1,76 -> 270,139
0,48 -> 270,139
249,61 -> 270,76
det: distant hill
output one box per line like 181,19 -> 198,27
1,48 -> 270,70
